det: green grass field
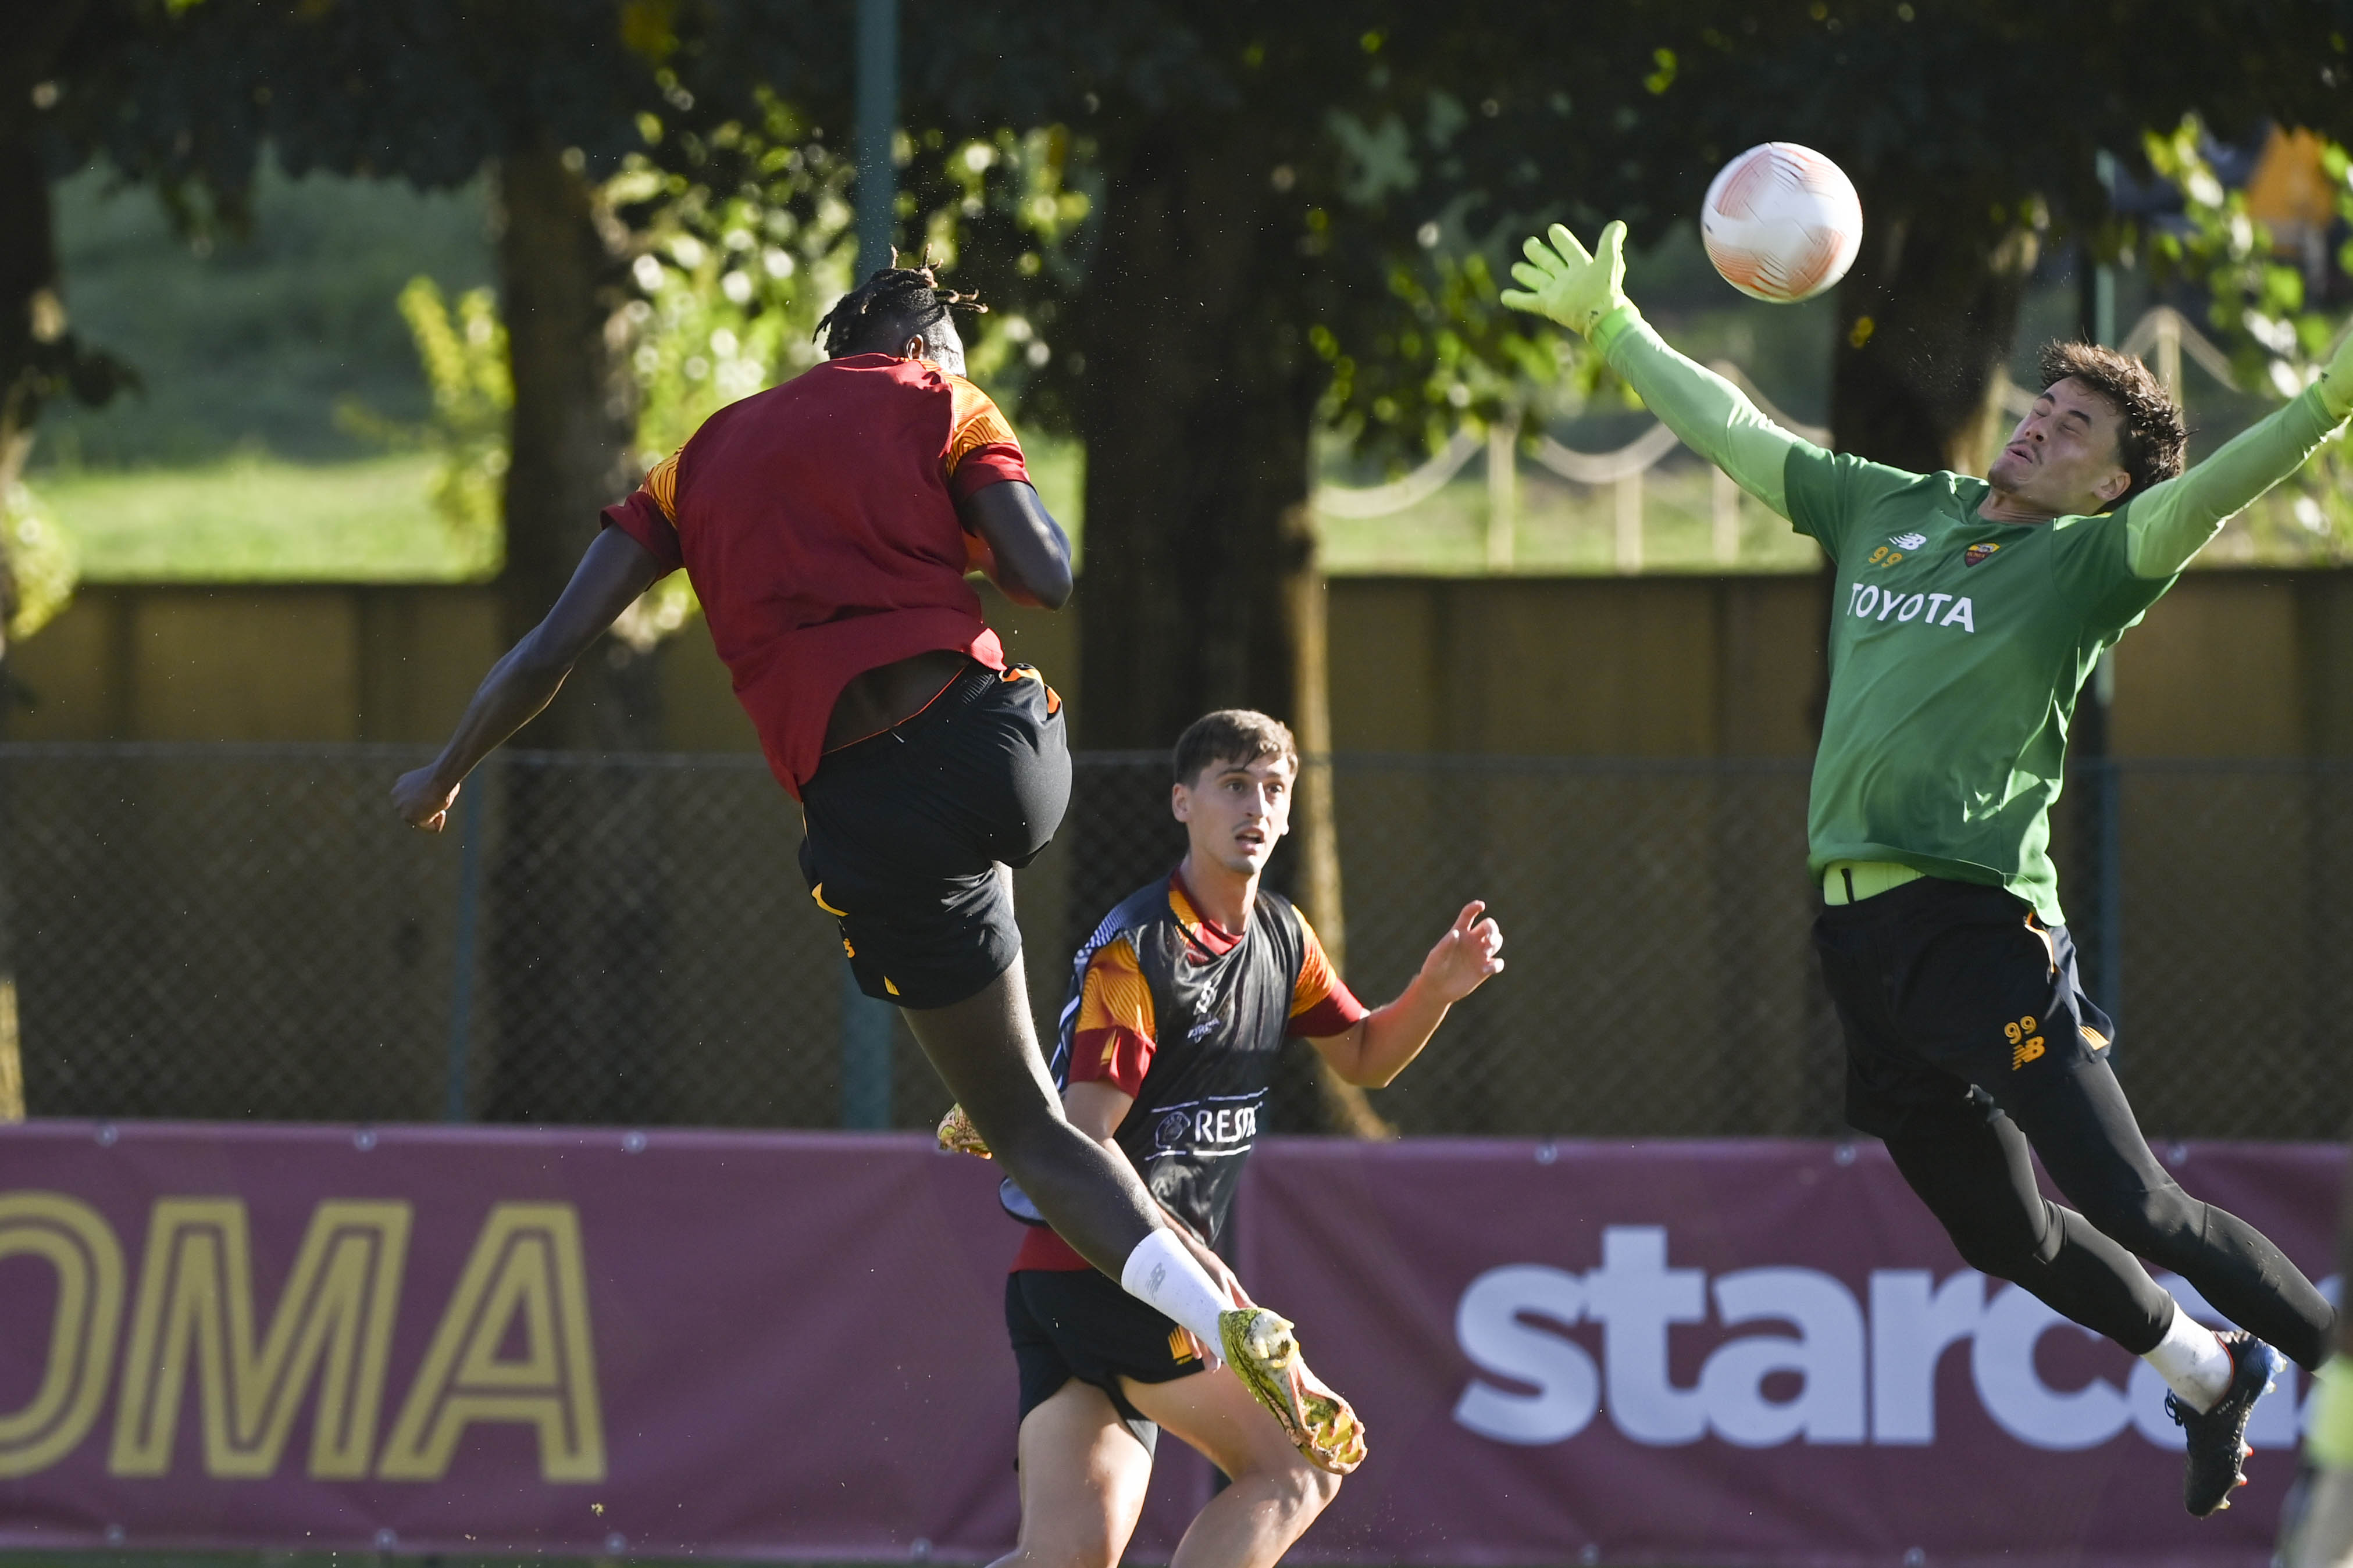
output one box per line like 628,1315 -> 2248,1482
27,438 -> 1092,585
23,430 -> 2331,587
27,440 -> 1830,585
33,452 -> 477,582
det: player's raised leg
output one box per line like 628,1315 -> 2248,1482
1881,1097 -> 2295,1515
800,690 -> 1245,1367
901,955 -> 1174,1280
2008,1060 -> 2331,1367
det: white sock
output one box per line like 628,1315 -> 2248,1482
1120,1230 -> 1233,1348
2142,1300 -> 2234,1413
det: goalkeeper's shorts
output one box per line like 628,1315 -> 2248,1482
1812,876 -> 2115,1141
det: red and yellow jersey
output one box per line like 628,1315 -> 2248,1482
600,355 -> 1032,797
1012,871 -> 1367,1273
1068,876 -> 1365,1101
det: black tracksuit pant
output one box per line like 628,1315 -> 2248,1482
1814,874 -> 2336,1370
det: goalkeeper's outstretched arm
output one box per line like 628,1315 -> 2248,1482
2122,342 -> 2353,578
1501,222 -> 1820,519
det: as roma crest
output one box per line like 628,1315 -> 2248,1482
1964,542 -> 2001,566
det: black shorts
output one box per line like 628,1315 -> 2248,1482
1007,1267 -> 1208,1455
1813,876 -> 2117,1141
798,660 -> 1070,1009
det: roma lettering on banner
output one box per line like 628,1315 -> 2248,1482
0,1191 -> 126,1478
377,1202 -> 605,1483
108,1198 -> 411,1479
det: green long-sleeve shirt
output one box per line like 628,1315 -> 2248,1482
1593,305 -> 2345,921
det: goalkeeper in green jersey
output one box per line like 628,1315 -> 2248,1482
1506,221 -> 2347,1519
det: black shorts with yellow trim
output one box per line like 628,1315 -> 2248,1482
798,659 -> 1069,1009
1812,875 -> 2117,1141
1007,1266 -> 1208,1455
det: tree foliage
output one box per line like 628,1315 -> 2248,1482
2144,119 -> 2353,558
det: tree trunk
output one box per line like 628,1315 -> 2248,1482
0,102 -> 70,1121
0,133 -> 58,638
1285,535 -> 1393,1140
493,142 -> 653,745
1072,126 -> 1379,1136
1830,194 -> 2040,473
1069,120 -> 1317,921
481,144 -> 666,1125
1074,126 -> 1320,751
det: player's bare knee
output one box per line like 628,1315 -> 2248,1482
1008,1534 -> 1117,1568
1046,1531 -> 1121,1568
1247,1447 -> 1342,1516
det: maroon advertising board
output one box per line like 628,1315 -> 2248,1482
0,1122 -> 2337,1566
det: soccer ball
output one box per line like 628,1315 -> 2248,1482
1700,142 -> 1864,303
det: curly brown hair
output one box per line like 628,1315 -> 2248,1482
1172,710 -> 1298,786
2036,340 -> 2188,505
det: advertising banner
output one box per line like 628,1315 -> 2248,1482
1233,1137 -> 2344,1568
0,1123 -> 2338,1566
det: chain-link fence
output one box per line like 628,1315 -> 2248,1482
5,744 -> 2345,1140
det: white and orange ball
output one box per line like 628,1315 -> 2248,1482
1700,142 -> 1863,303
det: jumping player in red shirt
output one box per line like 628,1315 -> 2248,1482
389,264 -> 1332,1446
948,709 -> 1505,1564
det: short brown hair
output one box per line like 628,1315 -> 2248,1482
2036,340 -> 2187,505
1172,709 -> 1298,785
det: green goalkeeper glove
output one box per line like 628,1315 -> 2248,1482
1500,221 -> 1634,340
2320,324 -> 2353,422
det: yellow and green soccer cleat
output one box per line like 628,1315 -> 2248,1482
1221,1307 -> 1368,1475
935,1103 -> 992,1158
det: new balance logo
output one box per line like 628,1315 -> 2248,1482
1847,584 -> 1976,633
1890,532 -> 1928,550
2005,1015 -> 2045,1070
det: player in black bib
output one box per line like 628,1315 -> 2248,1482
943,709 -> 1503,1568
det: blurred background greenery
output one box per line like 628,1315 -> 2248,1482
25,147 -> 2330,585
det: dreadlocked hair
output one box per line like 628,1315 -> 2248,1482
812,249 -> 988,358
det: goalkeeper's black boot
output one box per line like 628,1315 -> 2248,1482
2169,1330 -> 2283,1517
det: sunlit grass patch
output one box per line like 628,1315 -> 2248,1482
35,453 -> 483,582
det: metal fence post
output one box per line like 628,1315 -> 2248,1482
443,781 -> 485,1123
840,971 -> 894,1128
2096,675 -> 2123,1029
2077,201 -> 2123,1025
855,0 -> 897,278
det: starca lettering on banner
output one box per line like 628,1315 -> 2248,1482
0,1191 -> 605,1484
1450,1225 -> 2338,1452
